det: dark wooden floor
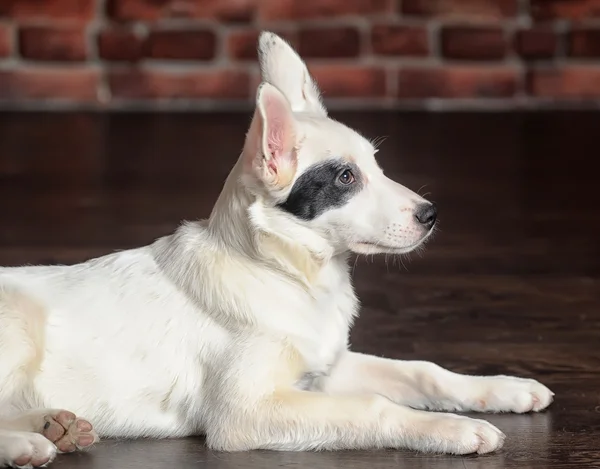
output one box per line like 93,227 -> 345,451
1,111 -> 599,468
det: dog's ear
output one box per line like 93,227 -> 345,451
258,31 -> 327,116
245,82 -> 297,188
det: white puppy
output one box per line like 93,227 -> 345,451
0,32 -> 553,468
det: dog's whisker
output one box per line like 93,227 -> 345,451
372,136 -> 388,150
399,254 -> 408,272
352,254 -> 360,275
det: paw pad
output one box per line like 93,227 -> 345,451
42,410 -> 98,453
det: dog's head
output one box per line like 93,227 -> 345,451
240,32 -> 436,258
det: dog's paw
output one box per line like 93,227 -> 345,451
41,410 -> 99,453
2,432 -> 57,468
420,414 -> 505,455
470,376 -> 554,413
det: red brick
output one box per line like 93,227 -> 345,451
259,0 -> 393,21
0,0 -> 94,20
371,24 -> 429,56
308,65 -> 386,98
19,26 -> 87,62
397,66 -> 518,98
0,24 -> 12,58
107,0 -> 255,22
98,28 -> 144,62
227,29 -> 296,61
402,0 -> 517,18
0,68 -> 98,101
569,29 -> 600,58
250,67 -> 385,100
515,28 -> 558,59
531,0 -> 600,20
108,69 -> 250,100
299,27 -> 360,59
441,27 -> 506,60
145,29 -> 216,60
527,67 -> 600,98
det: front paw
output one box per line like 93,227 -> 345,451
471,376 -> 554,413
417,414 -> 505,455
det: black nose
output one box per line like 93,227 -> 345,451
415,202 -> 437,228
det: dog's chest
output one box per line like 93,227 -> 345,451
290,265 -> 358,385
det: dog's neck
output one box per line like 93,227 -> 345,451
207,159 -> 256,255
207,159 -> 335,287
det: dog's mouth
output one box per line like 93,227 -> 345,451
349,240 -> 423,255
350,228 -> 435,255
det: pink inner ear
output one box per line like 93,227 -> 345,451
256,84 -> 296,184
267,157 -> 278,174
263,91 -> 292,161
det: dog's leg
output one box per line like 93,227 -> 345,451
208,387 -> 505,454
321,352 -> 554,413
0,429 -> 57,468
0,410 -> 98,454
205,343 -> 505,454
0,288 -> 47,408
0,290 -> 97,466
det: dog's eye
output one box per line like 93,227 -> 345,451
338,169 -> 355,185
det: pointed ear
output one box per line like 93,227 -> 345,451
245,82 -> 297,188
258,31 -> 327,116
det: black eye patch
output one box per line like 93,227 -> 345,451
277,159 -> 364,221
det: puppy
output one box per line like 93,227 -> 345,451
0,32 -> 553,468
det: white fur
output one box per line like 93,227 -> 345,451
0,32 -> 554,466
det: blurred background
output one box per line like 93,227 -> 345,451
0,0 -> 599,110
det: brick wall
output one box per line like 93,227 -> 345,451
1,0 -> 600,110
